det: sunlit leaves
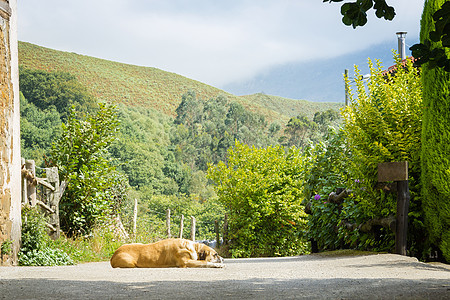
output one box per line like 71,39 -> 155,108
208,141 -> 308,257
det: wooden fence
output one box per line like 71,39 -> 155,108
21,159 -> 66,240
164,208 -> 228,247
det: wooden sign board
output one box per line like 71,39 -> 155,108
378,161 -> 408,182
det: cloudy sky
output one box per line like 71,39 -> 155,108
18,0 -> 424,90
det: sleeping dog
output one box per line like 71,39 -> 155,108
110,238 -> 224,268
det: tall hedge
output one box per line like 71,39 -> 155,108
420,0 -> 450,262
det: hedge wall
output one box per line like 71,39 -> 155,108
420,0 -> 450,262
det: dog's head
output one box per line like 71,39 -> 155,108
196,243 -> 224,263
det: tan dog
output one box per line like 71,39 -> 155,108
110,238 -> 224,268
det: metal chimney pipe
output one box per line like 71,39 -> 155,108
396,32 -> 407,61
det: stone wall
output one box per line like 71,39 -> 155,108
0,0 -> 20,266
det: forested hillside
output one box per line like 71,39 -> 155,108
18,42 -> 342,122
18,42 -> 341,258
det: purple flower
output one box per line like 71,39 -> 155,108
314,194 -> 321,200
355,179 -> 360,183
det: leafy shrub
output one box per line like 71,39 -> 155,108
20,247 -> 73,266
49,103 -> 122,235
305,56 -> 424,255
342,56 -> 422,218
20,206 -> 73,266
339,55 -> 423,253
303,128 -> 350,250
208,141 -> 309,257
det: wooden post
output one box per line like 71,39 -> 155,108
25,160 -> 36,206
215,219 -> 220,249
46,167 -> 60,240
179,214 -> 184,239
223,213 -> 228,246
21,158 -> 27,205
166,209 -> 171,238
133,198 -> 138,238
396,180 -> 410,255
378,161 -> 410,256
190,216 -> 196,241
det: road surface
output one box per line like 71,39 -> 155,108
1,253 -> 449,299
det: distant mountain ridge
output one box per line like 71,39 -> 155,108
18,42 -> 342,122
222,41 -> 412,102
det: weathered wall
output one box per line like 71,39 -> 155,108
0,0 -> 20,266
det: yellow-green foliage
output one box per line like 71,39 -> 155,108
420,0 -> 450,262
208,141 -> 309,257
342,56 -> 422,218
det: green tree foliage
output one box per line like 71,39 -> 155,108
420,0 -> 450,262
303,129 -> 353,250
342,57 -> 422,216
280,110 -> 340,148
411,1 -> 450,71
323,0 -> 395,28
172,92 -> 275,168
20,92 -> 62,164
109,105 -> 175,194
339,56 -> 424,253
313,109 -> 340,131
19,68 -> 96,120
170,92 -> 277,198
208,141 -> 309,257
49,104 -> 124,235
281,114 -> 316,148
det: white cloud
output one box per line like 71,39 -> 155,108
18,0 -> 423,86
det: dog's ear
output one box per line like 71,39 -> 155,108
198,250 -> 207,260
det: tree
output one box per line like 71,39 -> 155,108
419,0 -> 450,262
208,141 -> 309,257
411,2 -> 450,71
19,68 -> 96,120
323,0 -> 395,28
49,103 -> 123,235
20,92 -> 62,163
281,115 -> 316,148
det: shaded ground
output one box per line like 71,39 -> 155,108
0,254 -> 449,299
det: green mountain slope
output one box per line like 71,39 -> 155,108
18,42 -> 342,122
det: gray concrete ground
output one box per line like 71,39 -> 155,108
0,253 -> 449,299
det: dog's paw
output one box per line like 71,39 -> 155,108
207,262 -> 225,268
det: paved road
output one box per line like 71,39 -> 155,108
1,254 -> 449,299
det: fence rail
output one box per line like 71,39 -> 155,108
21,159 -> 65,240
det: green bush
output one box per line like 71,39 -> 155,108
208,141 -> 309,257
49,103 -> 122,235
341,55 -> 423,253
20,207 -> 73,266
420,0 -> 450,262
20,247 -> 73,266
304,55 -> 423,255
303,128 -> 350,251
